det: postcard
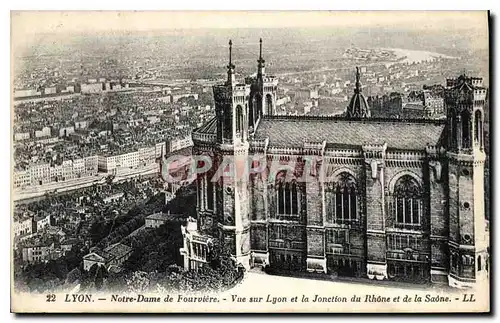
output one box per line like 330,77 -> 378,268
11,10 -> 490,313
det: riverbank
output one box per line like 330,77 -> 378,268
379,47 -> 459,65
13,164 -> 160,203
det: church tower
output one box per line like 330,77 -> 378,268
212,40 -> 252,269
345,67 -> 371,118
445,74 -> 488,288
248,39 -> 278,131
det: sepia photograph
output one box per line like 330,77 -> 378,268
10,10 -> 490,313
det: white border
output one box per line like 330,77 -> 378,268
3,1 -> 498,322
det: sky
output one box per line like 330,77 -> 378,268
10,11 -> 489,62
11,11 -> 488,36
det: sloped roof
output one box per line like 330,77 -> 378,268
83,252 -> 106,262
103,243 -> 133,261
146,212 -> 171,222
254,116 -> 445,150
196,116 -> 217,134
85,243 -> 132,263
346,93 -> 370,118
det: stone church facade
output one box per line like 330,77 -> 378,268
181,40 -> 489,289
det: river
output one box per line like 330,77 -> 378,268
379,48 -> 459,65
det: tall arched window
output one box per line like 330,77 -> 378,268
477,255 -> 482,271
461,110 -> 471,148
332,172 -> 357,223
475,110 -> 483,147
206,176 -> 214,211
451,253 -> 458,273
235,105 -> 243,135
276,173 -> 299,218
450,110 -> 457,148
393,175 -> 423,228
253,94 -> 262,120
248,97 -> 255,128
266,94 -> 273,115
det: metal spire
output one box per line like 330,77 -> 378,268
257,38 -> 266,77
228,39 -> 234,69
259,38 -> 262,60
355,66 -> 361,93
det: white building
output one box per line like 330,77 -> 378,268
34,127 -> 51,138
14,217 -> 36,237
30,163 -> 50,185
72,158 -> 85,178
145,212 -> 170,228
22,242 -> 54,263
35,214 -> 54,232
14,132 -> 30,141
13,170 -> 31,188
84,155 -> 99,176
59,126 -> 75,137
14,88 -> 38,98
83,243 -> 133,271
167,136 -> 193,153
180,218 -> 211,271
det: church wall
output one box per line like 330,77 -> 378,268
428,159 -> 449,273
239,228 -> 251,256
222,231 -> 236,255
238,180 -> 251,229
322,161 -> 366,274
429,172 -> 448,237
306,176 -> 322,226
365,164 -> 385,232
267,181 -> 277,219
250,174 -> 266,221
457,166 -> 475,241
348,229 -> 366,257
448,163 -> 460,243
306,228 -> 324,257
250,224 -> 267,251
366,233 -> 386,263
364,159 -> 386,270
221,185 -> 235,226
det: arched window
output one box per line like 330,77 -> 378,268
249,97 -> 255,127
235,105 -> 243,135
393,175 -> 423,228
253,94 -> 262,120
475,110 -> 483,147
276,173 -> 299,218
461,110 -> 471,148
266,94 -> 273,115
478,255 -> 482,271
449,110 -> 457,148
206,176 -> 214,211
332,172 -> 357,223
451,253 -> 458,272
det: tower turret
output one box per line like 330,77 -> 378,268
227,40 -> 236,86
213,40 -> 250,144
210,40 -> 252,269
257,38 -> 265,78
445,74 -> 488,289
345,67 -> 371,118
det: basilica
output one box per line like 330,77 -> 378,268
180,39 -> 489,289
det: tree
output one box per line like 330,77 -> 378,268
88,263 -> 99,279
66,267 -> 82,284
125,271 -> 151,293
94,265 -> 108,290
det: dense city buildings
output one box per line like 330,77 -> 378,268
182,40 -> 489,289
